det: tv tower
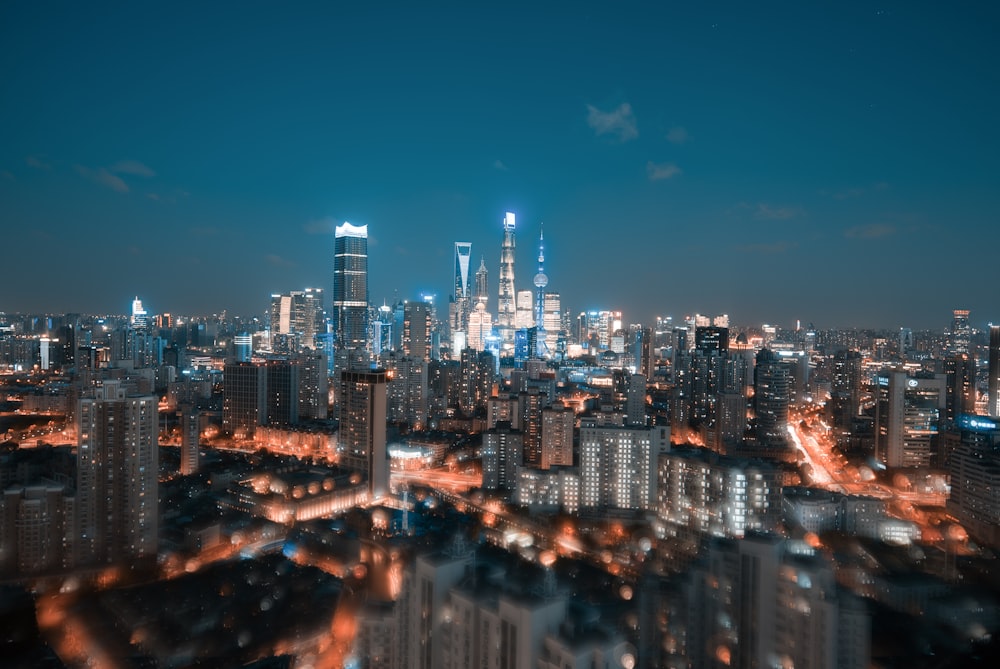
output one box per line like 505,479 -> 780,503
533,224 -> 548,356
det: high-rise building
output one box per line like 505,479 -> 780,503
452,242 -> 472,335
990,325 -> 1000,419
130,296 -> 148,330
951,309 -> 971,355
332,222 -> 369,349
514,289 -> 534,330
874,370 -> 948,468
474,255 -> 489,308
497,212 -> 517,351
76,381 -> 158,564
540,406 -> 574,469
269,288 -> 325,352
402,301 -> 432,360
339,369 -> 388,499
579,423 -> 670,511
178,401 -> 200,475
542,291 -> 561,358
222,362 -> 267,439
753,348 -> 790,452
481,421 -> 523,490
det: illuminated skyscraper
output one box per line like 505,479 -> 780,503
497,212 -> 517,350
989,325 -> 1000,419
474,255 -> 489,308
332,222 -> 369,349
130,296 -> 148,330
951,309 -> 971,355
452,242 -> 472,335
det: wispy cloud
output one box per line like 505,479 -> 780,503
304,217 -> 335,235
26,155 -> 51,170
845,223 -> 895,239
666,126 -> 689,144
737,241 -> 797,254
586,103 -> 638,142
829,181 -> 890,200
265,254 -> 295,268
493,159 -> 508,171
647,161 -> 681,181
190,226 -> 219,237
111,159 -> 155,177
75,165 -> 129,193
736,202 -> 802,220
1,170 -> 13,180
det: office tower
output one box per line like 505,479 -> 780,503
234,332 -> 252,362
452,242 -> 472,335
332,222 -> 369,349
402,301 -> 432,360
947,421 -> 1000,548
515,289 -> 534,330
263,360 -> 300,426
943,353 -> 975,422
371,303 -> 393,357
130,296 -> 148,330
497,212 -> 517,350
481,421 -> 523,490
340,369 -> 388,499
753,348 -> 790,452
467,302 -> 493,352
474,255 -> 489,308
874,370 -> 948,468
898,327 -> 914,358
270,288 -> 325,352
829,350 -> 862,432
694,326 -> 729,355
626,373 -> 647,426
540,406 -> 574,468
76,380 -> 158,564
178,401 -> 200,475
579,423 -> 670,511
222,362 -> 267,439
990,325 -> 1000,419
951,309 -> 971,354
542,291 -> 561,357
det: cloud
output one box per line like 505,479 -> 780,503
647,161 -> 682,181
304,217 -> 335,235
75,165 -> 129,193
493,159 -> 508,171
190,226 -> 219,237
845,223 -> 895,239
737,241 -> 797,254
737,202 -> 802,220
111,160 -> 155,177
666,126 -> 689,144
26,155 -> 51,170
586,103 -> 638,142
265,254 -> 295,268
146,193 -> 160,201
1,170 -> 13,180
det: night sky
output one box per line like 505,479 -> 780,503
1,2 -> 997,330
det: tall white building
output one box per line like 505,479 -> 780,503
497,212 -> 517,352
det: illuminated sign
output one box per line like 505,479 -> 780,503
959,414 -> 999,432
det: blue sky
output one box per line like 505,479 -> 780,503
1,2 -> 998,329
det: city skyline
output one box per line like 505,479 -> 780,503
2,3 -> 999,328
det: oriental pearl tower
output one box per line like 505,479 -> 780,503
533,225 -> 548,357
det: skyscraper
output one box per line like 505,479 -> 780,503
533,226 -> 548,355
496,212 -> 517,351
951,309 -> 971,355
753,348 -> 790,452
76,380 -> 158,564
332,222 -> 369,349
989,325 -> 1000,419
452,241 -> 472,335
339,369 -> 388,499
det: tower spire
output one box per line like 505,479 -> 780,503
533,224 -> 549,356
